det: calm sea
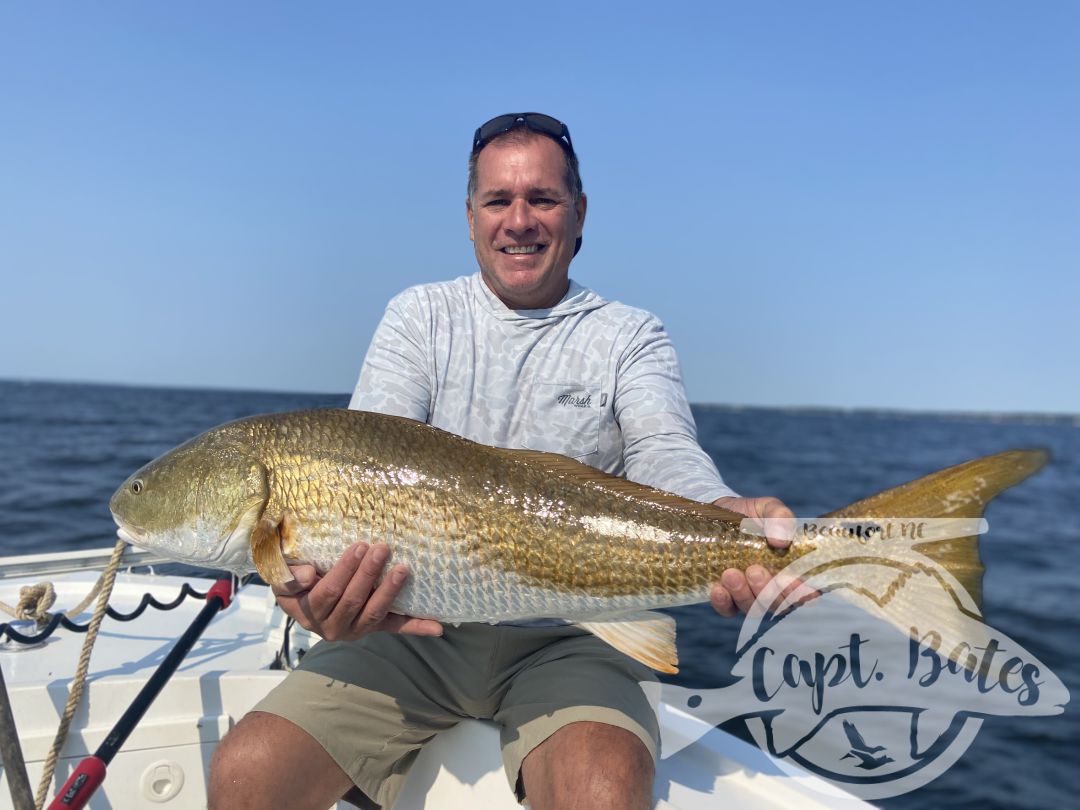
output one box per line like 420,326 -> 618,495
1,380 -> 1076,810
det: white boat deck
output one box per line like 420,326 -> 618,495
0,550 -> 873,809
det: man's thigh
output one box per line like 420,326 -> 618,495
493,627 -> 660,802
252,631 -> 482,808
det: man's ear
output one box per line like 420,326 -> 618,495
575,192 -> 588,236
466,197 -> 475,241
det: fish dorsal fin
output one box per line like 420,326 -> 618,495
497,447 -> 745,523
578,611 -> 679,674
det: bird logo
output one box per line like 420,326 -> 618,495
839,719 -> 894,770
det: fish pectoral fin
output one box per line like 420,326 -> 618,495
578,611 -> 679,674
251,516 -> 294,588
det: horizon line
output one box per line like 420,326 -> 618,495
3,375 -> 1077,423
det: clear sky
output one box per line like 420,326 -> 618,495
2,2 -> 1077,413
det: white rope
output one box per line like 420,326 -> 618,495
33,538 -> 127,809
1,583 -> 57,627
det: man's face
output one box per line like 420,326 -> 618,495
467,134 -> 586,310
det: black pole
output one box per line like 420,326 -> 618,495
47,579 -> 232,809
95,579 -> 231,763
0,661 -> 35,810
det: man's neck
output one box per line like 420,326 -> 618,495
482,277 -> 570,311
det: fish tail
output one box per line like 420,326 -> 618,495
821,448 -> 1048,609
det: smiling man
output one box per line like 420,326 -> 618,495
208,113 -> 792,810
466,125 -> 586,310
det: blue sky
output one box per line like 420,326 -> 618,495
2,2 -> 1077,413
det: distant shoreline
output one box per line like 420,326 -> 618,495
2,377 -> 1077,425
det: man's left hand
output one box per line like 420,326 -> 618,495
709,495 -> 795,617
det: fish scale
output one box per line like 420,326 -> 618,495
242,411 -> 750,619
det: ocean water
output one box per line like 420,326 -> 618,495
1,379 -> 1076,809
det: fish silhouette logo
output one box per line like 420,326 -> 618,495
654,518 -> 1071,801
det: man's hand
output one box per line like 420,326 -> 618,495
273,542 -> 443,641
709,495 -> 795,617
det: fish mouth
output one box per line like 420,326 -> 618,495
112,511 -> 145,545
115,523 -> 148,549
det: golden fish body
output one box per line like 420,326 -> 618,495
110,408 -> 1046,672
112,409 -> 771,622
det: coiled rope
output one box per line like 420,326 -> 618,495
7,582 -> 56,624
0,571 -> 109,630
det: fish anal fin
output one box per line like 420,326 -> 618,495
251,516 -> 294,588
499,448 -> 745,523
579,611 -> 679,674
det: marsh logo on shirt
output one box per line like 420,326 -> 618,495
556,392 -> 594,408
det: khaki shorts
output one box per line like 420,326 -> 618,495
254,623 -> 659,809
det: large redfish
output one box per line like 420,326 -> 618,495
109,409 -> 1046,672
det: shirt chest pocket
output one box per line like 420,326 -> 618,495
522,382 -> 602,459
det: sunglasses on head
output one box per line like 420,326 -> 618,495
472,112 -> 574,154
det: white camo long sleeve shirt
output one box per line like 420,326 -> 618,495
348,273 -> 736,504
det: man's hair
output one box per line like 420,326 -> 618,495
467,125 -> 583,204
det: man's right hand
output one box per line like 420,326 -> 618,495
272,542 -> 444,641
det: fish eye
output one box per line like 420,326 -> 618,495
131,479 -> 144,495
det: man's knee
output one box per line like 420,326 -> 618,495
521,721 -> 654,810
208,711 -> 352,810
209,712 -> 278,803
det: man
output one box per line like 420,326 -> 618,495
209,113 -> 792,810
